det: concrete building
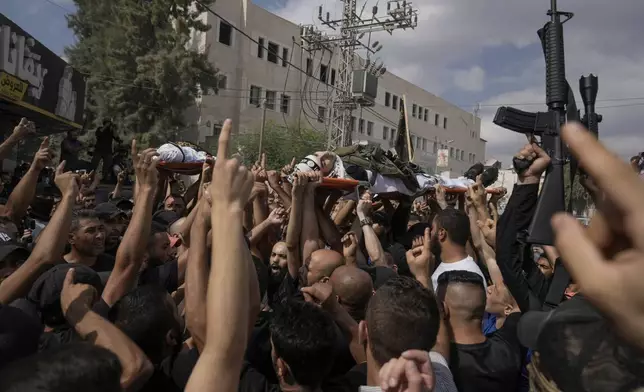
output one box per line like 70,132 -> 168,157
189,0 -> 486,176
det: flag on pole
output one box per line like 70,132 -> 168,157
394,95 -> 414,162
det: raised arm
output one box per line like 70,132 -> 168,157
1,137 -> 53,222
61,269 -> 153,392
267,170 -> 292,209
301,175 -> 321,263
186,119 -> 255,392
357,193 -> 385,266
0,118 -> 35,161
102,142 -> 158,307
184,201 -> 211,352
0,162 -> 78,304
285,174 -> 306,279
248,207 -> 285,247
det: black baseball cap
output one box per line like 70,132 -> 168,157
518,295 -> 644,390
0,243 -> 30,264
0,304 -> 42,368
94,203 -> 127,221
27,264 -> 103,327
153,210 -> 181,229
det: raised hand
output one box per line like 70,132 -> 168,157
117,170 -> 126,185
132,140 -> 159,189
301,281 -> 337,310
552,122 -> 644,351
32,137 -> 54,171
252,153 -> 267,183
266,170 -> 281,189
406,228 -> 432,281
267,207 -> 286,226
378,350 -> 434,392
342,231 -> 358,260
357,191 -> 374,218
516,140 -> 551,184
208,119 -> 254,213
12,118 -> 36,140
477,203 -> 498,249
469,175 -> 486,208
60,268 -> 98,323
291,172 -> 308,199
54,161 -> 81,197
281,157 -> 296,176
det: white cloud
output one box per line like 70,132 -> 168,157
454,66 -> 486,92
270,0 -> 644,162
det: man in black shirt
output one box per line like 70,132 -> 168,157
437,271 -> 523,392
63,210 -> 114,273
91,120 -> 121,179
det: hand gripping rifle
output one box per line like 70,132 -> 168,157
493,0 -> 576,246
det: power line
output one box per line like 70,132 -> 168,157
37,0 -> 73,13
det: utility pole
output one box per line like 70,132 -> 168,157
258,99 -> 267,156
302,0 -> 419,149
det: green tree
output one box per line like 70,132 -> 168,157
231,122 -> 328,169
65,0 -> 218,142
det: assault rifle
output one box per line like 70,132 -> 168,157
493,0 -> 577,246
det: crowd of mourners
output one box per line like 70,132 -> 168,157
0,116 -> 642,392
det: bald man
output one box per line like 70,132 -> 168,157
330,266 -> 373,322
304,249 -> 345,287
437,270 -> 523,392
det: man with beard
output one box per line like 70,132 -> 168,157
267,242 -> 288,295
95,203 -> 128,258
63,210 -> 114,273
429,208 -> 486,291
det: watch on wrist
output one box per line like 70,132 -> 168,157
360,217 -> 373,227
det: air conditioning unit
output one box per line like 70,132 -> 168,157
352,70 -> 378,106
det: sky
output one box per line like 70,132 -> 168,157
2,0 -> 644,166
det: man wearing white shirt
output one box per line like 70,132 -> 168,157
429,209 -> 487,291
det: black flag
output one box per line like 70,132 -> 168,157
394,96 -> 414,162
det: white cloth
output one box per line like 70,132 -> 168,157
359,352 -> 458,392
365,171 -> 474,197
157,143 -> 208,163
431,256 -> 487,292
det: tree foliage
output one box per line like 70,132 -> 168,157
232,122 -> 328,169
65,0 -> 218,142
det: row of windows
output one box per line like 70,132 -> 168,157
256,37 -> 289,67
305,59 -> 337,85
249,85 -> 291,114
384,92 -> 448,129
379,125 -> 476,162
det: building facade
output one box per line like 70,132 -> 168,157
189,0 -> 486,176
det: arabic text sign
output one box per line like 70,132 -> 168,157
436,149 -> 449,168
0,71 -> 27,101
0,13 -> 85,127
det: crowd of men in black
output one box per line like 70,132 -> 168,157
0,117 -> 642,392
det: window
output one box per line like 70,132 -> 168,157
383,126 -> 389,140
450,147 -> 454,158
416,136 -> 421,149
218,20 -> 232,46
317,106 -> 327,123
412,104 -> 417,118
330,69 -> 336,85
265,90 -> 276,110
249,85 -> 261,106
306,59 -> 313,76
280,94 -> 290,114
424,109 -> 428,122
400,99 -> 405,110
392,95 -> 398,110
455,149 -> 460,160
434,114 -> 440,126
350,116 -> 356,133
422,138 -> 427,151
443,117 -> 448,129
473,154 -> 476,163
257,37 -> 265,58
320,64 -> 328,83
411,135 -> 416,147
433,142 -> 438,154
390,128 -> 395,140
267,42 -> 279,64
359,119 -> 365,134
385,92 -> 391,107
460,150 -> 464,161
367,121 -> 373,136
282,47 -> 289,67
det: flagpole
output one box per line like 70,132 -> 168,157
402,94 -> 413,162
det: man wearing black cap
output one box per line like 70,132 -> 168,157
94,203 -> 128,258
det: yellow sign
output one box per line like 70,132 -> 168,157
0,72 -> 28,101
